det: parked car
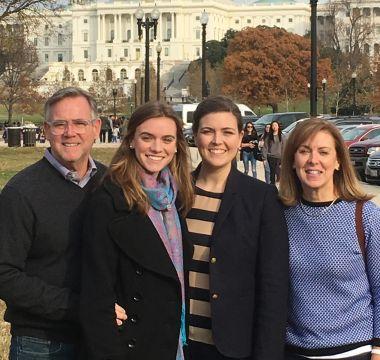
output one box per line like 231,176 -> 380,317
183,127 -> 195,147
365,149 -> 380,184
327,116 -> 379,127
282,118 -> 310,137
349,135 -> 380,180
342,124 -> 380,147
254,112 -> 309,135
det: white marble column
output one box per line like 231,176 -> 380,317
172,12 -> 176,39
97,15 -> 101,41
102,14 -> 106,41
130,14 -> 134,42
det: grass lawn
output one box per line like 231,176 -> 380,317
0,146 -> 118,358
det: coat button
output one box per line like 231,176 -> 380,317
210,257 -> 217,264
212,293 -> 219,300
128,338 -> 137,349
132,293 -> 142,302
130,315 -> 139,324
135,268 -> 143,276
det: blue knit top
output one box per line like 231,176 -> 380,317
284,200 -> 380,356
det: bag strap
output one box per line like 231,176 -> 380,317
355,200 -> 366,260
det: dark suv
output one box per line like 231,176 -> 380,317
349,135 -> 380,180
254,112 -> 309,135
365,149 -> 380,183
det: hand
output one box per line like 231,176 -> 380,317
115,303 -> 127,326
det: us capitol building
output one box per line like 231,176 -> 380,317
35,0 -> 380,99
34,0 -> 313,97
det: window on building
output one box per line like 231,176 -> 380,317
167,28 -> 172,39
33,38 -> 38,46
376,26 -> 380,34
164,47 -> 169,56
353,8 -> 360,17
196,29 -> 200,39
346,11 -> 350,17
318,16 -> 324,24
110,16 -> 114,23
235,19 -> 239,24
262,19 -> 266,24
345,45 -> 349,52
44,53 -> 49,62
106,68 -> 112,81
110,30 -> 114,42
375,8 -> 380,16
57,53 -> 63,62
108,49 -> 112,57
364,43 -> 370,54
120,68 -> 127,79
84,32 -> 88,42
92,69 -> 99,81
196,16 -> 200,21
363,8 -> 371,16
58,34 -> 63,46
63,68 -> 70,81
45,37 -> 49,46
375,43 -> 380,55
196,47 -> 200,57
84,50 -> 88,59
136,48 -> 141,60
289,18 -> 293,23
45,24 -> 48,30
247,19 -> 251,24
59,24 -> 62,29
127,29 -> 131,41
78,70 -> 84,81
276,18 -> 280,23
124,48 -> 128,57
84,18 -> 88,23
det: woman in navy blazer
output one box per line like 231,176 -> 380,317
186,96 -> 289,360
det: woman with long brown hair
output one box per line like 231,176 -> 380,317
80,101 -> 194,360
279,118 -> 380,360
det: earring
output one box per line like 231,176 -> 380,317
129,144 -> 134,149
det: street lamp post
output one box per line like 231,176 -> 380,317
322,78 -> 327,114
200,10 -> 209,99
134,79 -> 137,109
140,76 -> 144,105
352,72 -> 357,115
310,0 -> 318,117
156,42 -> 162,101
112,88 -> 117,118
135,4 -> 160,103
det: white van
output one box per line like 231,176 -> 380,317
172,103 -> 256,128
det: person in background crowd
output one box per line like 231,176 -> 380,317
279,118 -> 380,360
80,101 -> 194,360
111,125 -> 120,143
240,121 -> 259,178
0,87 -> 125,359
100,114 -> 109,143
262,120 -> 284,185
259,123 -> 271,184
108,115 -> 114,143
187,96 -> 288,360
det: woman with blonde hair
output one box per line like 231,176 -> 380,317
279,118 -> 380,360
80,101 -> 194,360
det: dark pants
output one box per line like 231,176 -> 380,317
284,351 -> 371,360
267,156 -> 281,184
10,336 -> 77,360
100,129 -> 107,143
187,340 -> 251,360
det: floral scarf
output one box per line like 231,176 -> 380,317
140,167 -> 186,360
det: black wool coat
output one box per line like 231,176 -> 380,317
80,180 -> 193,360
192,165 -> 289,360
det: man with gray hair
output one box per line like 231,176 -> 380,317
0,87 -> 117,359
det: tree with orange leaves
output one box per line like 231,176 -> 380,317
222,26 -> 333,112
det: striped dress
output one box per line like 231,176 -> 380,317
186,186 -> 222,345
